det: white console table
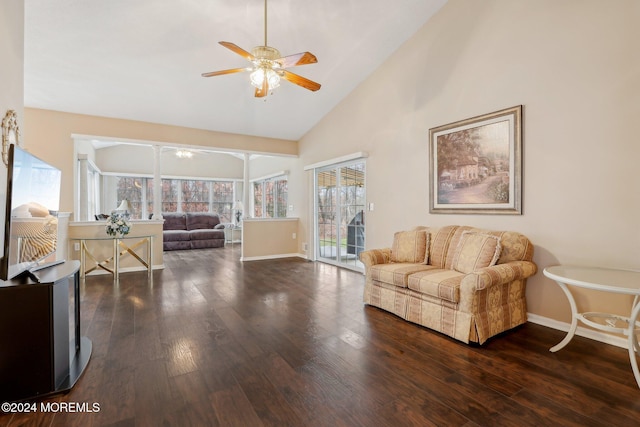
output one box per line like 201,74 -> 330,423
71,235 -> 152,281
543,265 -> 640,388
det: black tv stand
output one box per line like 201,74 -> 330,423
0,260 -> 92,402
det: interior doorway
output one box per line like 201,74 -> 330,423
315,160 -> 365,271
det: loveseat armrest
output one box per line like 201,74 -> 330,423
359,248 -> 391,269
461,260 -> 538,291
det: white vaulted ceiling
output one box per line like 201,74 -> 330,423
24,0 -> 447,141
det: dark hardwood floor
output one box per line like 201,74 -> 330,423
2,246 -> 640,426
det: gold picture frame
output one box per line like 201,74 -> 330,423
2,110 -> 21,167
429,105 -> 522,215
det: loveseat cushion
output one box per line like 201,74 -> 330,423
391,230 -> 429,264
407,269 -> 465,303
189,228 -> 224,241
451,231 -> 502,274
163,213 -> 187,230
163,229 -> 191,242
370,263 -> 435,288
428,225 -> 459,268
186,212 -> 221,230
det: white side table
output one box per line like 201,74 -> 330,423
543,265 -> 640,388
224,225 -> 242,246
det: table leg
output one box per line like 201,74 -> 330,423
550,280 -> 580,353
80,240 -> 86,279
628,299 -> 640,388
114,238 -> 119,282
147,236 -> 152,278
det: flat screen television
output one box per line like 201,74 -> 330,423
0,144 -> 62,281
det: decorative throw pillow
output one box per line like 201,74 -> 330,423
452,232 -> 502,273
391,230 -> 430,264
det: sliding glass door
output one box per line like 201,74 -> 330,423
315,161 -> 365,270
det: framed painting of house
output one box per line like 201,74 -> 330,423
429,105 -> 522,215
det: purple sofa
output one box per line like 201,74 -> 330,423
162,212 -> 226,251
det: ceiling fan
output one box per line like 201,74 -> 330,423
201,0 -> 321,98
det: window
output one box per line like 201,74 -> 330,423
77,156 -> 101,221
86,165 -> 100,219
276,179 -> 288,217
111,176 -> 235,222
212,181 -> 234,221
264,181 -> 275,217
252,175 -> 287,218
116,177 -> 144,218
181,180 -> 210,212
253,182 -> 263,217
161,179 -> 179,213
145,179 -> 154,217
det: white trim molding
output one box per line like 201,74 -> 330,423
303,151 -> 368,171
241,253 -> 307,262
527,313 -> 628,349
250,170 -> 289,182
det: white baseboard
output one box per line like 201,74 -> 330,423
527,313 -> 628,349
241,253 -> 307,262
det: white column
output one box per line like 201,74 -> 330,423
243,153 -> 250,218
78,154 -> 89,221
152,145 -> 163,220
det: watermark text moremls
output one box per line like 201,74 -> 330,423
40,402 -> 101,413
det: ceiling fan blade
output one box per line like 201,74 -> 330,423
275,52 -> 318,68
201,67 -> 249,77
282,70 -> 321,92
219,41 -> 255,61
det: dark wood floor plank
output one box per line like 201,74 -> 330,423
495,326 -> 637,387
2,247 -> 640,427
229,357 -> 306,427
211,383 -> 264,427
510,387 -> 637,427
261,351 -> 353,426
165,370 -> 220,427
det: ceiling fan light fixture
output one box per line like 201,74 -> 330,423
250,46 -> 282,92
250,66 -> 281,90
176,149 -> 193,159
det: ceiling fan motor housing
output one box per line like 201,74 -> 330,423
251,46 -> 281,62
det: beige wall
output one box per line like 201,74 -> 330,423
250,155 -> 296,181
242,218 -> 300,260
23,108 -> 298,214
297,0 -> 640,325
94,144 -> 244,178
0,2 -> 24,259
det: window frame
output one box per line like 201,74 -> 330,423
104,173 -> 239,222
251,173 -> 288,218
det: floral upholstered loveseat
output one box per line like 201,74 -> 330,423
360,225 -> 537,344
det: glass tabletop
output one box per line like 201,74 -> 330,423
71,235 -> 152,241
544,265 -> 640,294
